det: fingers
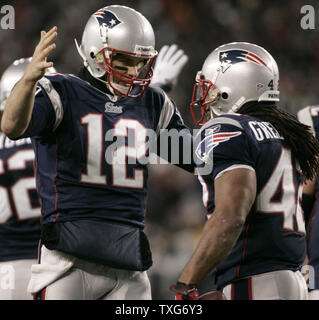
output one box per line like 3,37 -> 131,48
157,44 -> 188,67
151,43 -> 188,88
24,27 -> 57,83
174,53 -> 189,69
170,49 -> 187,64
38,42 -> 56,62
41,61 -> 54,69
33,27 -> 57,68
36,26 -> 57,54
157,45 -> 169,61
163,44 -> 179,62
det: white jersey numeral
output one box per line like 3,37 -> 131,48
0,150 -> 41,223
198,174 -> 209,209
80,116 -> 147,189
112,119 -> 146,188
258,148 -> 305,233
0,158 -> 11,223
80,114 -> 107,185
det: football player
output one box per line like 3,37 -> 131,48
0,58 -> 41,300
297,105 -> 319,300
0,58 -> 56,300
170,42 -> 319,300
1,6 -> 192,300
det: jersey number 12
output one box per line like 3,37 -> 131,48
80,115 -> 147,189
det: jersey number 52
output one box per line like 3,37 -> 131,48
0,150 -> 41,223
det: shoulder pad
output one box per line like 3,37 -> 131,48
38,76 -> 64,131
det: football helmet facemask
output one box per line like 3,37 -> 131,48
75,5 -> 158,98
190,42 -> 280,125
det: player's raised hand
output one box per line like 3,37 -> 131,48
24,26 -> 57,83
151,44 -> 189,92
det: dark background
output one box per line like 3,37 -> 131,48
1,0 -> 318,299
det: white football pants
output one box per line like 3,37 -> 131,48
223,270 -> 308,300
28,245 -> 152,300
0,259 -> 36,300
309,289 -> 319,300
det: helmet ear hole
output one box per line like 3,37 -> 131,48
90,52 -> 95,59
221,92 -> 229,100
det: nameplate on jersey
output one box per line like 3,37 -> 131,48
105,102 -> 123,114
248,121 -> 283,141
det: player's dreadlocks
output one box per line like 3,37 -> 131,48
239,102 -> 319,181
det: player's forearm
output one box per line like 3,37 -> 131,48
1,77 -> 37,139
178,211 -> 245,285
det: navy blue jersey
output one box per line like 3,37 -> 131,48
0,132 -> 41,261
195,114 -> 306,289
20,73 -> 190,228
297,105 -> 319,290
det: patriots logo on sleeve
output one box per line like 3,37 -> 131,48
93,9 -> 122,28
219,49 -> 270,73
195,125 -> 242,163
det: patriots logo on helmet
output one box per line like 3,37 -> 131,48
196,126 -> 242,163
219,49 -> 270,73
93,9 -> 122,29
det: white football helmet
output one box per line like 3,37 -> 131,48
0,57 -> 56,111
190,42 -> 280,125
75,5 -> 158,98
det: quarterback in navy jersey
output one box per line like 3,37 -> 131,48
21,70 -> 189,228
170,42 -> 319,300
297,105 -> 319,300
1,6 -> 191,300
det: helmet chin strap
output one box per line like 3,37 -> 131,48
96,74 -> 130,97
209,108 -> 214,120
109,81 -> 129,96
210,96 -> 246,117
94,74 -> 124,96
